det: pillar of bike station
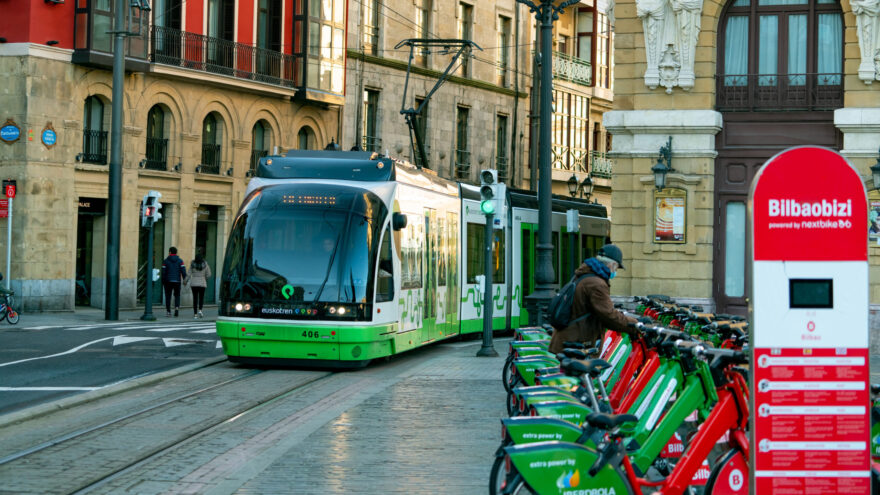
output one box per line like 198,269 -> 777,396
749,146 -> 869,494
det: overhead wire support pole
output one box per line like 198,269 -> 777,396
395,38 -> 482,169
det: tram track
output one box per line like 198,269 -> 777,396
0,362 -> 334,495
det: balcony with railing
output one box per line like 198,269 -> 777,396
144,138 -> 168,170
590,151 -> 613,178
250,149 -> 268,172
553,51 -> 591,86
552,146 -> 589,174
150,25 -> 297,89
81,130 -> 108,164
716,73 -> 843,112
199,144 -> 222,174
455,150 -> 471,179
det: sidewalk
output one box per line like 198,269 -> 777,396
13,305 -> 218,328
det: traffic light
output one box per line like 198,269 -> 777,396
480,169 -> 499,215
141,190 -> 162,227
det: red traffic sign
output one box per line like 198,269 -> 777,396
751,146 -> 867,261
2,179 -> 15,199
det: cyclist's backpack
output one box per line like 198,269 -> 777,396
546,273 -> 596,330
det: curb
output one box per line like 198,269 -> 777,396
0,355 -> 228,429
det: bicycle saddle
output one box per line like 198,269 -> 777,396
560,349 -> 588,360
585,412 -> 639,430
871,383 -> 880,395
562,341 -> 586,350
561,358 -> 611,378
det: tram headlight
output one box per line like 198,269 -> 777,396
230,302 -> 254,314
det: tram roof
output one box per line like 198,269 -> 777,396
255,150 -> 396,181
460,184 -> 608,218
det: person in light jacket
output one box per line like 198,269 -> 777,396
185,253 -> 211,319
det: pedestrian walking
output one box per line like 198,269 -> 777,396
185,253 -> 211,319
161,246 -> 187,317
548,244 -> 640,353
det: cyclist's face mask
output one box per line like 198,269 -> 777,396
609,270 -> 617,279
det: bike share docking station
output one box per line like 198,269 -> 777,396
750,147 -> 870,493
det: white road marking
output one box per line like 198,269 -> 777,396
0,336 -> 116,368
162,338 -> 209,347
0,386 -> 101,391
112,336 -> 158,346
216,341 -> 223,348
190,328 -> 218,334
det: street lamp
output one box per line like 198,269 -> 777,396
581,174 -> 594,202
871,147 -> 880,190
519,0 -> 580,325
567,174 -> 579,197
652,137 -> 674,191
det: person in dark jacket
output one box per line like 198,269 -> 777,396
548,244 -> 638,354
161,246 -> 187,317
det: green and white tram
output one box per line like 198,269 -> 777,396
216,150 -> 609,367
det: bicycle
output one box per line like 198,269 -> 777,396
0,274 -> 19,325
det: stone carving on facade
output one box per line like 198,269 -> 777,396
852,0 -> 880,83
636,0 -> 703,92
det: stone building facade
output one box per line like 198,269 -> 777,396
607,0 -> 880,320
0,0 -> 342,312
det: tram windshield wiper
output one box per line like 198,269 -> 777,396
311,233 -> 342,303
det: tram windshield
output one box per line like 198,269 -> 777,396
221,184 -> 388,309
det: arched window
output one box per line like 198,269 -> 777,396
200,113 -> 223,174
250,120 -> 271,171
145,105 -> 168,170
81,96 -> 107,164
297,126 -> 315,150
718,0 -> 843,111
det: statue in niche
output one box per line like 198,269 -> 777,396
852,0 -> 880,83
637,0 -> 703,92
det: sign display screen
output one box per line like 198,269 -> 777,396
788,279 -> 833,309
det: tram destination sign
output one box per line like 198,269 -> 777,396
749,146 -> 869,494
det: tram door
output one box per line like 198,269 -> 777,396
446,211 -> 460,335
519,222 -> 536,326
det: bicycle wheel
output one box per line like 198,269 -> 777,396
489,455 -> 506,495
5,308 -> 19,324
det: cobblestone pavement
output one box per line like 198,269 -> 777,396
1,337 -> 507,494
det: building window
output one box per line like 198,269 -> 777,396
200,113 -> 223,174
415,0 -> 432,66
251,120 -> 271,172
595,12 -> 611,88
363,0 -> 379,55
718,0 -> 843,110
298,126 -> 316,150
497,15 -> 511,87
455,106 -> 470,179
577,9 -> 593,65
552,90 -> 590,173
363,89 -> 381,152
496,114 -> 509,182
81,96 -> 108,164
556,34 -> 570,56
207,0 -> 235,73
414,96 -> 430,168
256,0 -> 283,78
152,0 -> 182,63
145,105 -> 168,170
457,3 -> 473,77
297,0 -> 346,95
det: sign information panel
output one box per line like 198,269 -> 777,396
750,146 -> 870,494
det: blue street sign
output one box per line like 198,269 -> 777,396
0,124 -> 20,143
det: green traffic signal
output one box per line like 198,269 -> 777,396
480,199 -> 496,215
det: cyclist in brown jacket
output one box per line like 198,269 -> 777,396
549,244 -> 639,354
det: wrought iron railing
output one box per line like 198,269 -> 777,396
716,73 -> 843,111
552,146 -> 589,174
362,135 -> 382,153
590,151 -> 613,178
81,130 -> 108,164
553,51 -> 591,86
454,149 -> 471,179
150,25 -> 297,88
250,149 -> 268,171
144,137 -> 168,170
199,144 -> 222,174
496,156 -> 509,183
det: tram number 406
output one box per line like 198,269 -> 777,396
302,330 -> 321,339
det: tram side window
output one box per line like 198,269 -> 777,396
401,218 -> 422,289
376,225 -> 394,302
466,223 -> 505,284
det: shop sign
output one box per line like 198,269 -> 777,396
77,197 -> 106,215
750,146 -> 869,494
0,199 -> 7,218
0,119 -> 20,144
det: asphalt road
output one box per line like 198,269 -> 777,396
0,317 -> 223,415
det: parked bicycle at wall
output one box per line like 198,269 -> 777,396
0,273 -> 20,325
